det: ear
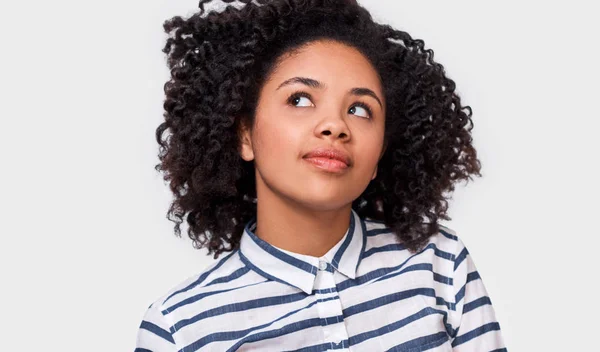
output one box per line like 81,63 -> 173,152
371,164 -> 378,180
238,118 -> 255,162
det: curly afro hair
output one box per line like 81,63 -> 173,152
156,0 -> 482,259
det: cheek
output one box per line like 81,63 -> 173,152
358,148 -> 379,173
357,126 -> 383,154
253,113 -> 301,163
355,136 -> 384,173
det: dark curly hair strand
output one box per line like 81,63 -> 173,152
155,0 -> 482,259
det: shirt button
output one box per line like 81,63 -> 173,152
318,260 -> 327,270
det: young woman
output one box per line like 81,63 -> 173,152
134,0 -> 507,350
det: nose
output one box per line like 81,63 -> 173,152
315,114 -> 351,142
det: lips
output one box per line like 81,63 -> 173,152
303,147 -> 352,167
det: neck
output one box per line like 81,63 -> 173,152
254,183 -> 353,258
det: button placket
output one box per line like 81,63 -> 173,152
314,259 -> 350,351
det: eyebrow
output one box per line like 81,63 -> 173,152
275,76 -> 383,109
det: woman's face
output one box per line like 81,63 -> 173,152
239,39 -> 386,211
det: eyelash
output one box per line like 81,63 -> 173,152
286,90 -> 374,119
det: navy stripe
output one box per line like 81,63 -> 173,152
386,331 -> 448,351
454,247 -> 469,271
162,249 -> 239,305
246,218 -> 318,276
239,248 -> 311,293
451,322 -> 502,347
162,279 -> 268,315
367,263 -> 456,310
349,306 -> 450,346
463,296 -> 492,314
374,263 -> 433,283
338,242 -> 454,292
435,296 -> 456,311
171,290 -> 317,332
314,286 -> 337,294
134,349 -> 152,352
204,266 -> 251,287
139,320 -> 175,344
433,271 -> 453,285
365,227 -> 392,236
343,287 -> 436,318
363,243 -> 407,259
373,262 -> 453,286
456,284 -> 465,303
182,297 -> 339,351
434,246 -> 455,261
439,228 -> 458,241
355,216 -> 368,273
467,270 -> 481,283
224,313 -> 345,352
332,212 -> 355,267
456,271 -> 481,303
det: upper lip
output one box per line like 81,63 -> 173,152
303,147 -> 352,166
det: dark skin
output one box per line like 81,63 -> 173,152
239,39 -> 387,257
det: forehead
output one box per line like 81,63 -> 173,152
267,40 -> 383,93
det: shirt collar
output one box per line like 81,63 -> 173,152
239,208 -> 366,295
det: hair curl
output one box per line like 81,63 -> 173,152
156,0 -> 482,259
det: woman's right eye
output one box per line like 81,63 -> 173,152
287,92 -> 314,107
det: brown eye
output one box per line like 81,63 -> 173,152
349,102 -> 373,119
287,91 -> 314,107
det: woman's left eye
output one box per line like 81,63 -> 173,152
349,103 -> 372,119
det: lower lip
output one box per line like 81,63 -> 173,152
303,157 -> 349,173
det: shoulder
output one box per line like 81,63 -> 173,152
361,218 -> 474,280
362,217 -> 465,256
144,248 -> 242,314
432,223 -> 465,259
136,248 -> 248,348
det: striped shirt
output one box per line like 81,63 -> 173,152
134,208 -> 507,351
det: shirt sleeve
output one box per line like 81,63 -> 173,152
134,301 -> 178,352
449,237 -> 507,351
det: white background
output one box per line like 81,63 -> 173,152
1,0 -> 598,350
